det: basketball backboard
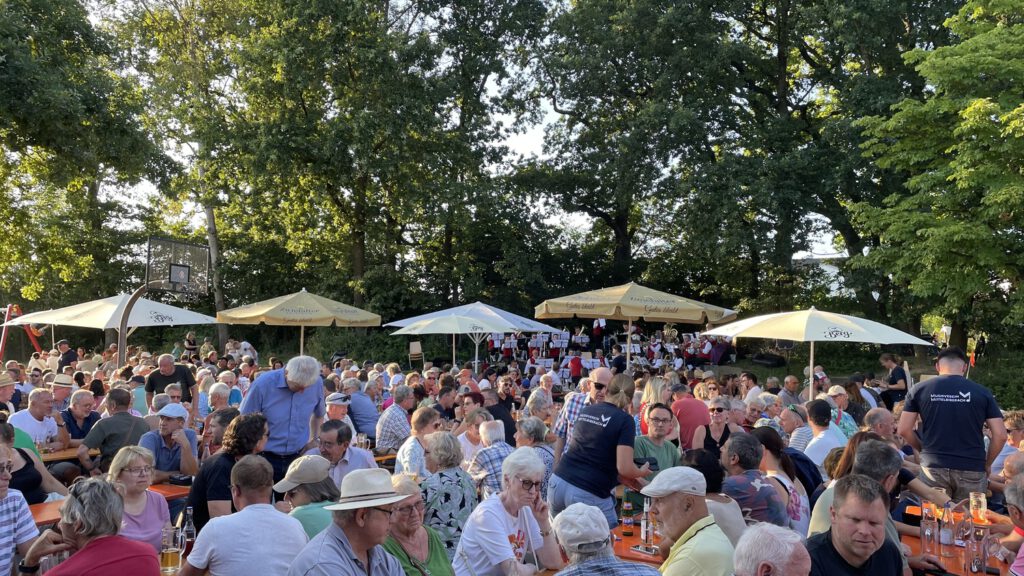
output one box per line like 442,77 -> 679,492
146,237 -> 210,295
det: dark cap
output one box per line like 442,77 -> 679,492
670,383 -> 688,393
56,339 -> 70,346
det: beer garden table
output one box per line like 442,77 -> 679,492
31,483 -> 189,526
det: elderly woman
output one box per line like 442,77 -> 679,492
421,431 -> 477,559
382,474 -> 455,576
691,396 -> 744,459
108,445 -> 170,552
0,414 -> 67,504
513,416 -> 554,500
396,406 -> 441,478
202,382 -> 231,431
758,392 -> 782,419
19,478 -> 160,574
453,447 -> 563,575
275,454 -> 340,538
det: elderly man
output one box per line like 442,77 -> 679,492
341,377 -> 379,439
145,354 -> 198,419
899,346 -> 1007,501
50,373 -> 74,413
375,385 -> 413,454
806,474 -> 903,576
733,523 -> 810,576
552,502 -> 660,576
217,370 -> 243,406
287,468 -> 405,576
139,403 -> 199,483
0,372 -> 17,415
78,388 -> 148,474
467,420 -> 515,498
315,420 -> 377,488
9,388 -> 69,451
553,366 -> 612,463
325,392 -> 357,436
241,355 -> 325,485
61,389 -> 100,448
779,404 -> 812,451
181,455 -> 309,576
721,433 -> 787,526
641,466 -> 734,576
825,385 -> 858,438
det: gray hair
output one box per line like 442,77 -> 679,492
479,420 -> 505,446
730,398 -> 746,410
341,378 -> 362,392
152,393 -> 171,413
61,478 -> 123,538
517,416 -> 546,444
466,407 -> 494,426
725,433 -> 763,470
424,431 -> 463,470
285,356 -> 321,388
733,522 -> 805,576
564,541 -> 613,565
71,389 -> 94,406
709,396 -> 731,411
785,404 -> 808,423
391,385 -> 412,403
525,389 -> 551,415
863,407 -> 892,429
158,353 -> 175,366
746,397 -> 766,410
209,382 -> 230,399
165,383 -> 182,395
501,446 -> 544,489
765,376 -> 780,388
757,392 -> 778,408
1006,475 -> 1024,509
852,439 -> 902,482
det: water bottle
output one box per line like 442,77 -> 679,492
940,500 -> 955,557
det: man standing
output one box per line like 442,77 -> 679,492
287,468 -> 406,576
145,354 -> 198,421
609,345 -> 627,374
181,455 -> 309,576
78,388 -> 148,474
552,366 -> 611,463
641,466 -> 734,576
314,420 -> 377,488
375,385 -> 413,454
803,399 -> 847,480
9,389 -> 69,451
806,474 -> 903,576
341,378 -> 379,439
241,355 -> 325,485
138,403 -> 199,483
56,339 -> 77,371
720,433 -> 787,526
898,346 -> 1006,501
778,375 -> 802,408
671,383 -> 711,451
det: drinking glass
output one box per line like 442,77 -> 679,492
160,526 -> 181,574
920,505 -> 939,556
970,491 -> 987,524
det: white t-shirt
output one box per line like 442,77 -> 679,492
187,503 -> 307,576
453,496 -> 542,576
804,428 -> 847,481
8,410 -> 58,444
458,432 -> 482,469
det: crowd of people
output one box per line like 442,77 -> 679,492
0,335 -> 1018,576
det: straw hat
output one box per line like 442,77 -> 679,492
325,469 -> 407,511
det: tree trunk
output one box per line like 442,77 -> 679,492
610,212 -> 632,283
351,175 -> 368,307
949,320 -> 968,349
202,200 -> 229,349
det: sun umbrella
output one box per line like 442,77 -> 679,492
3,294 -> 217,330
702,307 -> 932,384
217,289 -> 381,354
386,302 -> 560,368
534,282 -> 737,367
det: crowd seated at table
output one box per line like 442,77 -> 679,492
0,337 -> 1018,576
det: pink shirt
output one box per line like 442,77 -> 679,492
120,490 -> 170,552
672,397 -> 711,451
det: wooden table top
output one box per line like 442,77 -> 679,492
30,484 -> 190,526
40,448 -> 97,463
901,533 -> 1009,576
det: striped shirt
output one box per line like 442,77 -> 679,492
0,489 -> 40,574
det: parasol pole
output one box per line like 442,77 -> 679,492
300,326 -> 305,355
808,340 -> 815,392
626,319 -> 632,373
452,334 -> 456,367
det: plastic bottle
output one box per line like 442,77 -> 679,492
622,500 -> 634,537
939,500 -> 955,557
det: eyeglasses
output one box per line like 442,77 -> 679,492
515,476 -> 542,492
392,501 -> 425,516
709,407 -> 726,414
0,462 -> 13,474
124,466 -> 153,477
369,506 -> 396,518
649,417 -> 673,425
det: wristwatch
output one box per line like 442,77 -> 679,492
18,561 -> 40,573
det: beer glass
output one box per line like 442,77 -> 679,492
160,526 -> 181,574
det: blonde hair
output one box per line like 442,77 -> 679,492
640,377 -> 668,407
108,445 -> 155,482
607,373 -> 635,411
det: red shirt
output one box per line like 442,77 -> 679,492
48,535 -> 159,576
672,397 -> 711,451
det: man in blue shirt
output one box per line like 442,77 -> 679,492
341,377 -> 379,439
241,355 -> 325,485
138,402 -> 199,483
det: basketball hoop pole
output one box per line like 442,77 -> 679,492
117,282 -> 162,366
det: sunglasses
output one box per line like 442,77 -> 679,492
709,407 -> 726,413
593,383 -> 607,391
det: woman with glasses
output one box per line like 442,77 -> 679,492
382,474 -> 455,576
691,396 -> 744,459
108,445 -> 169,552
453,447 -> 563,575
396,407 -> 441,479
276,454 -> 339,538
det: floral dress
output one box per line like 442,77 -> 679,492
420,466 -> 478,560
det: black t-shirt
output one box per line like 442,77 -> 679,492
58,348 -> 78,370
904,374 -> 1001,471
145,365 -> 197,403
610,355 -> 626,373
486,404 -> 517,448
431,403 -> 456,421
187,451 -> 236,533
554,402 -> 635,498
807,528 -> 903,576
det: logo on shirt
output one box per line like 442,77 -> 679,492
931,391 -> 971,403
578,413 -> 611,428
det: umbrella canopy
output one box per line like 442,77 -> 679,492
534,282 -> 737,324
386,302 -> 560,368
217,289 -> 381,353
3,294 -> 217,331
702,307 -> 932,385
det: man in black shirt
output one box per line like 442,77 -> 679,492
806,474 -> 903,576
57,339 -> 78,371
609,344 -> 627,374
431,385 -> 457,420
146,354 -> 198,422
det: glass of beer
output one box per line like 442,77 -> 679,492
970,491 -> 988,524
160,526 -> 181,574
